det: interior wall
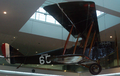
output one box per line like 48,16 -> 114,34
98,14 -> 120,32
20,19 -> 76,42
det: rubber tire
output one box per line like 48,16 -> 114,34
89,63 -> 102,75
32,69 -> 35,73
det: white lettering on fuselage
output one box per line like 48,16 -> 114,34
39,54 -> 51,64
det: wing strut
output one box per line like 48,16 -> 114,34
79,39 -> 84,48
16,63 -> 22,69
73,34 -> 80,54
63,25 -> 74,55
83,21 -> 94,55
88,31 -> 96,56
115,31 -> 119,66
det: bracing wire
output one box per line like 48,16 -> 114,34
86,3 -> 90,27
56,3 -> 76,29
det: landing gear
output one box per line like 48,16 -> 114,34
89,63 -> 102,75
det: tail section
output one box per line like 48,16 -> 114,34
1,43 -> 24,64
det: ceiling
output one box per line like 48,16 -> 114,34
0,0 -> 76,56
0,0 -> 120,75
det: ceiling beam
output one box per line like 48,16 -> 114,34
96,5 -> 120,18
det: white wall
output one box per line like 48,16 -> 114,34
98,14 -> 120,32
20,19 -> 76,42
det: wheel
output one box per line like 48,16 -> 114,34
89,63 -> 102,75
32,69 -> 35,73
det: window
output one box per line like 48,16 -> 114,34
36,13 -> 40,20
37,7 -> 46,13
39,13 -> 46,21
46,15 -> 55,23
31,13 -> 36,19
96,10 -> 104,17
55,21 -> 60,25
36,13 -> 46,21
31,7 -> 60,25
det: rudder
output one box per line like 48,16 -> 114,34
1,43 -> 24,64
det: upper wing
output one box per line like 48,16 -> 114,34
44,1 -> 100,42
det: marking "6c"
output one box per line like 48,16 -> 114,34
39,54 -> 51,64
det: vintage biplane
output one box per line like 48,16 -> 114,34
1,1 -> 116,75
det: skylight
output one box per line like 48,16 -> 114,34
96,10 -> 104,17
31,7 -> 60,25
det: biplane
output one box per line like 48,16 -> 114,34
1,1 -> 116,75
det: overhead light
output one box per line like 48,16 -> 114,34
64,70 -> 66,72
36,51 -> 37,53
17,49 -> 19,50
110,36 -> 112,38
13,37 -> 16,38
3,11 -> 7,14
